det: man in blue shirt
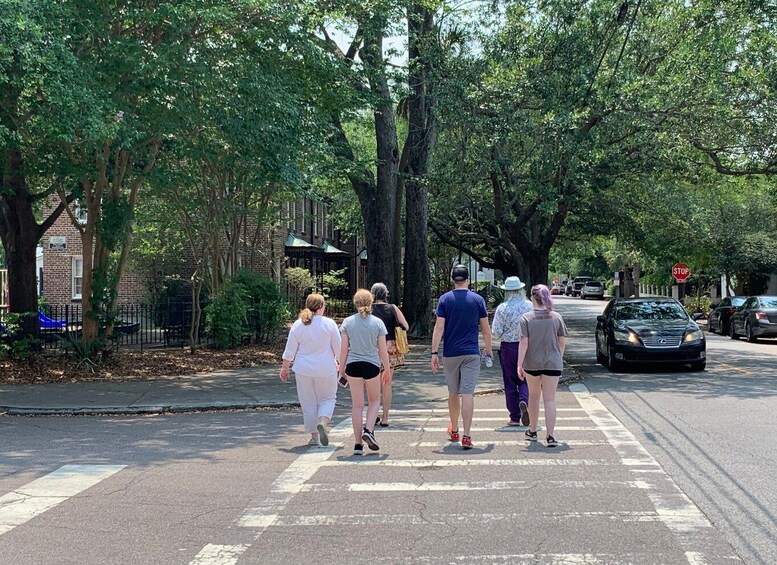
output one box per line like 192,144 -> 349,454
431,265 -> 493,450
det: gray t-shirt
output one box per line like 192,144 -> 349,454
519,308 -> 568,371
340,313 -> 387,367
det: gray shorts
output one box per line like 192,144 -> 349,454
442,354 -> 481,395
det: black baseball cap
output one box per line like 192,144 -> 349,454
451,264 -> 469,282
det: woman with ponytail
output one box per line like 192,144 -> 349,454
339,289 -> 391,455
517,284 -> 568,448
280,293 -> 341,447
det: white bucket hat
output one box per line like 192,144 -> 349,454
499,276 -> 526,291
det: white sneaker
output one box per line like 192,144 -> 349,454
308,436 -> 320,447
317,423 -> 329,446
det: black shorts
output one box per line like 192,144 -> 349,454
345,361 -> 381,380
524,369 -> 562,377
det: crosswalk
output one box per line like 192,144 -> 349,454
188,384 -> 741,565
0,385 -> 742,564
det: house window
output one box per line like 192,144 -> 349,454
300,197 -> 306,233
285,201 -> 292,229
72,257 -> 83,300
313,201 -> 319,237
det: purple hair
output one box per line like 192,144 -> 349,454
531,284 -> 554,310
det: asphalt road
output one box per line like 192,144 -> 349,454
1,295 -> 774,564
557,294 -> 777,565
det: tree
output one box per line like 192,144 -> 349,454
0,0 -> 97,339
429,0 -> 777,286
401,3 -> 438,335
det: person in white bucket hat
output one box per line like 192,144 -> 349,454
491,276 -> 533,426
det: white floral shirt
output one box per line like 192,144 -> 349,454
491,297 -> 533,343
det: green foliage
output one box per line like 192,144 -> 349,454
204,282 -> 249,350
683,294 -> 712,318
285,267 -> 316,307
318,268 -> 348,297
0,313 -> 38,360
231,271 -> 290,343
57,331 -> 103,372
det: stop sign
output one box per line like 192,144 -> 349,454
672,263 -> 691,283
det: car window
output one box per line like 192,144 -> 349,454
586,281 -> 602,287
731,297 -> 746,307
717,298 -> 730,308
743,297 -> 757,309
615,302 -> 687,320
758,297 -> 777,308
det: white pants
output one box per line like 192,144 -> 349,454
294,371 -> 338,433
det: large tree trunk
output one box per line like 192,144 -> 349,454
363,26 -> 400,293
402,4 -> 437,336
1,148 -> 41,339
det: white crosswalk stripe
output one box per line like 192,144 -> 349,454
0,464 -> 125,537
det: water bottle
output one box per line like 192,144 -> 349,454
483,353 -> 493,368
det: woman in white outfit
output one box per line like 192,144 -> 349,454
280,293 -> 341,446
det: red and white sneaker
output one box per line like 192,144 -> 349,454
461,435 -> 473,450
447,424 -> 460,442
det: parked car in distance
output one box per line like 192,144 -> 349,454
707,296 -> 746,335
580,280 -> 605,300
571,276 -> 593,297
728,295 -> 777,342
551,282 -> 563,295
595,297 -> 706,372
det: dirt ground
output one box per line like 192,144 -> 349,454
0,342 -> 285,386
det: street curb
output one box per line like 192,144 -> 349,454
0,402 -> 301,417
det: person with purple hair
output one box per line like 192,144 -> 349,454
517,284 -> 568,448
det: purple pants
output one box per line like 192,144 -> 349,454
498,341 -> 528,422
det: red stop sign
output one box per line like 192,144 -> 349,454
672,263 -> 691,282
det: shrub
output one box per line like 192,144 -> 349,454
232,271 -> 291,342
0,312 -> 40,361
205,282 -> 249,349
285,267 -> 315,309
683,294 -> 712,318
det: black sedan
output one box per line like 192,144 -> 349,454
708,296 -> 746,335
728,295 -> 777,342
595,297 -> 706,372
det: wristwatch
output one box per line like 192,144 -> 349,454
431,352 -> 438,355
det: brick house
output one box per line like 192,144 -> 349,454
38,196 -> 364,306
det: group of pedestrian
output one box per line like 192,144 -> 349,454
280,264 -> 567,453
280,283 -> 408,455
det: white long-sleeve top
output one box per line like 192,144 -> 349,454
282,315 -> 341,376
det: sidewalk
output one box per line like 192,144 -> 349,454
0,345 -> 539,416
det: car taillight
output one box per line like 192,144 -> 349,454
756,312 -> 768,320
727,307 -> 736,314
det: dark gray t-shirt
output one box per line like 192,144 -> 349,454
340,313 -> 387,366
519,308 -> 568,371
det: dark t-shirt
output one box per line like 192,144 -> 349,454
435,289 -> 488,357
371,303 -> 398,340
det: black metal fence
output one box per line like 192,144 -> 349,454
0,302 -> 293,351
26,303 -> 217,350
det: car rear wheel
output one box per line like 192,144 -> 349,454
746,322 -> 758,343
729,323 -> 739,340
690,360 -> 706,371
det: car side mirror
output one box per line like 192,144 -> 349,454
596,315 -> 606,323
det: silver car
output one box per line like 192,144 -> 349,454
580,280 -> 605,299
